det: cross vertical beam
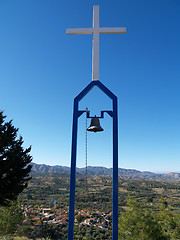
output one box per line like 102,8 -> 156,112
92,5 -> 99,81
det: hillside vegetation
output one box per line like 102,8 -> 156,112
1,167 -> 179,239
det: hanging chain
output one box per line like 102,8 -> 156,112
85,108 -> 88,192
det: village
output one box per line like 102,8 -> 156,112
22,205 -> 112,230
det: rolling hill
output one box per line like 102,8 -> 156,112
30,163 -> 180,181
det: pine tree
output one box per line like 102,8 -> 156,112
156,197 -> 180,239
119,196 -> 168,240
0,111 -> 32,205
0,201 -> 24,235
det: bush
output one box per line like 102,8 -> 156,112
0,201 -> 24,236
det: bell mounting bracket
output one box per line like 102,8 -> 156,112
78,110 -> 113,119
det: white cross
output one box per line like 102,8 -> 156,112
66,5 -> 126,81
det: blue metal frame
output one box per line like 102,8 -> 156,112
68,80 -> 118,240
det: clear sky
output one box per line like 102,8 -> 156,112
0,0 -> 179,173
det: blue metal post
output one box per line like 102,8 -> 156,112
68,99 -> 78,240
112,97 -> 118,240
67,80 -> 119,240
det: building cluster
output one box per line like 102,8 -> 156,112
75,210 -> 112,228
22,206 -> 112,229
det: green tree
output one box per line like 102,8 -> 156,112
0,201 -> 24,236
0,111 -> 32,206
119,197 -> 167,240
156,197 -> 180,239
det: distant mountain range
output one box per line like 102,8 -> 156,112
31,163 -> 180,181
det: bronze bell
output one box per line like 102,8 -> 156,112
87,117 -> 104,132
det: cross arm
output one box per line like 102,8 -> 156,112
99,27 -> 126,34
66,28 -> 93,35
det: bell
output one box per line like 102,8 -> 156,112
87,117 -> 104,132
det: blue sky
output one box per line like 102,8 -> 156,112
0,0 -> 179,172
